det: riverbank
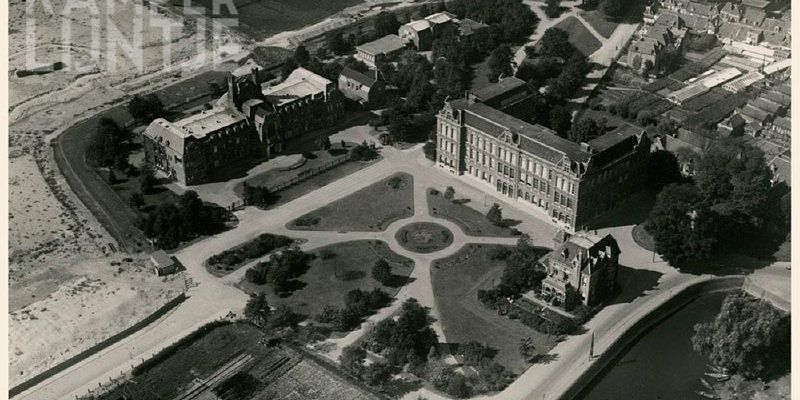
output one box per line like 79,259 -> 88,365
565,276 -> 745,400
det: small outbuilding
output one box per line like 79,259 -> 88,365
150,250 -> 177,276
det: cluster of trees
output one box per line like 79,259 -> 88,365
428,341 -> 513,396
646,137 -> 788,266
378,0 -> 538,148
242,182 -> 278,208
244,249 -> 312,294
207,233 -> 293,267
316,288 -> 392,332
128,93 -> 166,124
87,117 -> 132,172
360,298 -> 439,369
371,258 -> 393,285
136,190 -> 229,249
545,0 -> 563,18
692,292 -> 789,380
516,28 -> 593,137
349,141 -> 380,161
479,236 -> 547,301
244,293 -> 303,331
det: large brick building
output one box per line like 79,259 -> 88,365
144,67 -> 343,185
542,230 -> 620,306
435,82 -> 650,232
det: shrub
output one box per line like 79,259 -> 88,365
301,151 -> 317,159
293,215 -> 320,227
387,176 -> 403,189
444,186 -> 455,200
207,233 -> 292,268
486,203 -> 503,226
372,259 -> 392,285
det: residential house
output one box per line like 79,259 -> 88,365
542,231 -> 621,306
150,250 -> 178,276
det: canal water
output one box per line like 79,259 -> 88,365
580,291 -> 728,400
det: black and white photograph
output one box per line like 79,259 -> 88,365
4,0 -> 795,398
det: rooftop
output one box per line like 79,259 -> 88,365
403,19 -> 432,33
424,11 -> 457,25
339,67 -> 378,86
262,67 -> 331,106
150,250 -> 174,267
470,76 -> 527,103
741,0 -> 770,9
458,18 -> 488,36
175,107 -> 247,136
356,34 -> 408,56
588,125 -> 644,152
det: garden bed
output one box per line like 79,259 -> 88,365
394,222 -> 453,254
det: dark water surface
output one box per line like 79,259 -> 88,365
580,291 -> 727,400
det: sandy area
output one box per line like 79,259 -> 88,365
9,256 -> 184,388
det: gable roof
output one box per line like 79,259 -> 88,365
339,67 -> 378,87
356,34 -> 408,56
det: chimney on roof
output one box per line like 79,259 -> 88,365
251,67 -> 259,86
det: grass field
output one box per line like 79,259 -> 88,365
53,70 -> 233,253
427,189 -> 514,237
168,0 -> 361,40
288,173 -> 414,232
579,9 -> 619,38
240,240 -> 413,318
553,16 -> 603,56
432,244 -> 557,373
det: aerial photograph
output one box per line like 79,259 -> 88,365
6,0 -> 792,399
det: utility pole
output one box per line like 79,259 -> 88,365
589,332 -> 595,359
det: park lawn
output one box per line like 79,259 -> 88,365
239,240 -> 413,319
95,322 -> 273,400
431,244 -> 558,373
427,189 -> 515,237
579,9 -> 619,38
288,173 -> 414,232
553,16 -> 603,56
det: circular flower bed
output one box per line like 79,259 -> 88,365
395,222 -> 454,253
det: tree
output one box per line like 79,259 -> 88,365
636,110 -> 657,127
363,362 -> 393,386
339,345 -> 367,377
646,150 -> 683,192
140,164 -> 157,194
244,293 -> 271,327
350,141 -> 379,161
129,191 -> 145,210
460,341 -> 497,367
692,292 -> 789,380
487,45 -> 513,83
423,141 -> 437,161
568,117 -> 603,143
319,135 -> 331,150
178,190 -> 203,234
372,259 -> 392,285
88,118 -> 128,168
446,374 -> 471,398
539,28 -> 574,59
544,0 -> 562,18
486,203 -> 503,226
444,186 -> 455,200
646,183 -> 718,265
548,105 -> 573,136
327,32 -> 351,56
374,11 -> 401,37
293,44 -> 310,66
268,304 -> 302,329
604,0 -> 624,20
519,336 -> 537,362
563,284 -> 581,311
128,93 -> 165,123
242,182 -> 277,208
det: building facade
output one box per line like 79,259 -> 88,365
542,231 -> 620,306
435,95 -> 650,232
354,34 -> 409,68
337,67 -> 387,107
144,67 -> 343,185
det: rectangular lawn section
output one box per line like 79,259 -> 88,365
427,189 -> 515,237
553,16 -> 603,56
239,240 -> 413,319
578,9 -> 619,38
432,244 -> 557,373
288,173 -> 414,232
